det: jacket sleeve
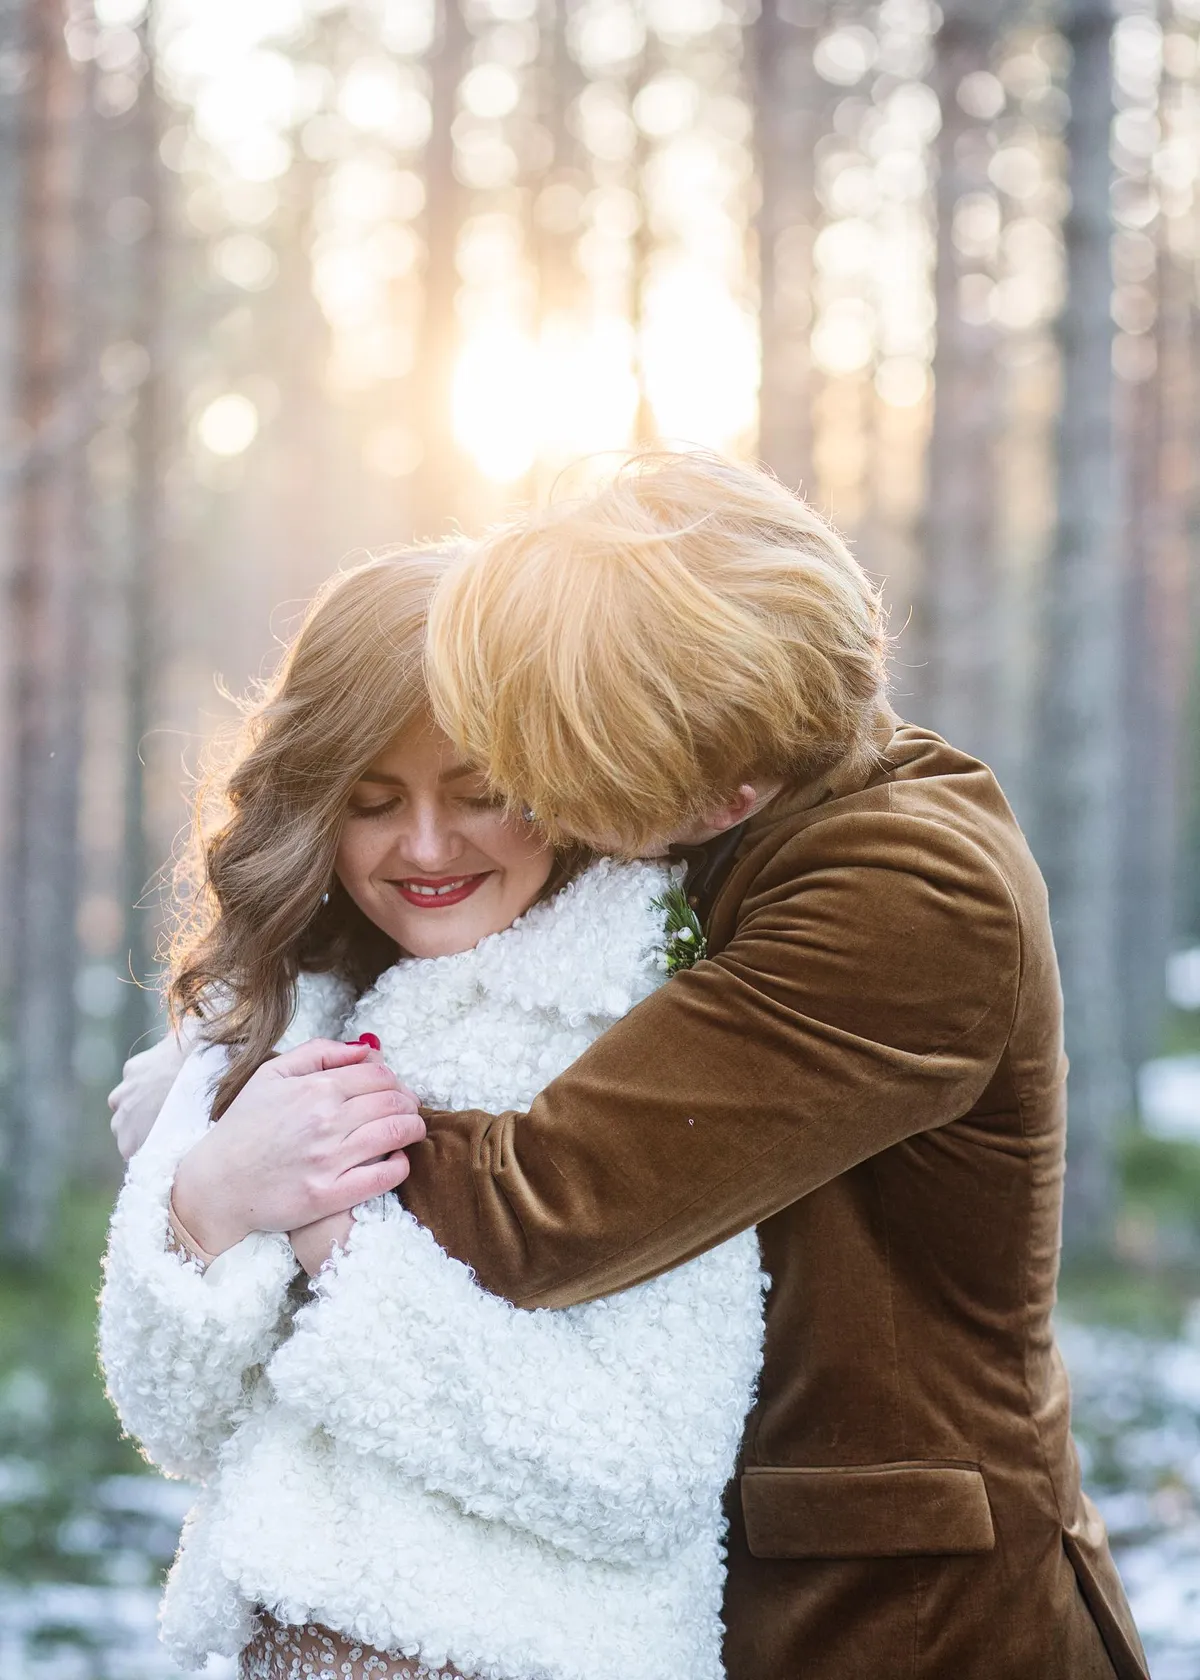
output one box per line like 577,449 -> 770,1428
264,1193 -> 766,1563
98,1044 -> 301,1480
400,810 -> 1024,1308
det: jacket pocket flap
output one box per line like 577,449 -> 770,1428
741,1461 -> 995,1560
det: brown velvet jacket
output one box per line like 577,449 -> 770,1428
402,716 -> 1148,1680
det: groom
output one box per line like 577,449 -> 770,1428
394,453 -> 1147,1680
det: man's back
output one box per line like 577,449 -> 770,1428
717,723 -> 1145,1679
404,718 -> 1147,1679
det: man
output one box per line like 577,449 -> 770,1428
114,451 -> 1146,1679
398,452 -> 1148,1680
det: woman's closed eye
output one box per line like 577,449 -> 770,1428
346,790 -> 501,819
455,791 -> 505,812
347,796 -> 402,820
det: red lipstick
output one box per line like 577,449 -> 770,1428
393,873 -> 489,909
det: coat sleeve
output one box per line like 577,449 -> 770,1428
98,1044 -> 301,1480
264,1193 -> 766,1563
400,810 -> 1024,1308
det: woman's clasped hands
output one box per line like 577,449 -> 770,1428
169,1037 -> 425,1269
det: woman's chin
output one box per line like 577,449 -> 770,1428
386,899 -> 505,959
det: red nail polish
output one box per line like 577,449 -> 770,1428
355,1032 -> 381,1051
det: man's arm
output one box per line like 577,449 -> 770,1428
109,1017 -> 202,1160
401,810 -> 1023,1308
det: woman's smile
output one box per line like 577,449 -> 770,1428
391,872 -> 490,909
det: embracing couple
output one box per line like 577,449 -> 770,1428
100,451 -> 1148,1680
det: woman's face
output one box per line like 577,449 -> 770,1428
334,712 -> 556,959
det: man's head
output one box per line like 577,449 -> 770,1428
425,450 -> 891,856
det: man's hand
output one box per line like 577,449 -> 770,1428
108,1023 -> 198,1160
171,1039 -> 424,1259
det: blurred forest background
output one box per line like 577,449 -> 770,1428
4,0 -> 1200,1674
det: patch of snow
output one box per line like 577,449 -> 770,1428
1062,1316 -> 1200,1674
93,1475 -> 193,1520
1137,1055 -> 1200,1141
1167,948 -> 1200,1011
0,1455 -> 48,1502
0,1580 -> 235,1678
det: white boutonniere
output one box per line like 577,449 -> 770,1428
653,884 -> 708,976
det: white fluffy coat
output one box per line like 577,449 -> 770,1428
98,859 -> 767,1680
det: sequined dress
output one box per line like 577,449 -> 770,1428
239,1617 -> 463,1679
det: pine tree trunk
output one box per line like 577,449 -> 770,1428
920,0 -> 1002,765
753,0 -> 819,492
118,12 -> 165,1066
0,0 -> 26,952
532,0 -> 586,320
629,23 -> 659,449
1117,34 -> 1196,1077
1,0 -> 88,1261
526,0 -> 588,496
1033,0 -> 1127,1256
412,0 -> 468,534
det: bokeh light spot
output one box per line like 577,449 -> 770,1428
875,357 -> 928,407
197,393 -> 259,457
814,26 -> 878,88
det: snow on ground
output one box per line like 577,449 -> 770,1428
1060,1314 -> 1200,1678
1137,1055 -> 1200,1144
0,1579 -> 235,1680
3,1321 -> 1200,1676
0,1476 -> 234,1679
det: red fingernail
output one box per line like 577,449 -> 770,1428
355,1032 -> 381,1051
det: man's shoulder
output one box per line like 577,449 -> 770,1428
726,721 -> 1042,927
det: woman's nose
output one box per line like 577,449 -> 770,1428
392,802 -> 464,873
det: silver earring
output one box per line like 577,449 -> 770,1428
520,805 -> 535,823
321,890 -> 331,906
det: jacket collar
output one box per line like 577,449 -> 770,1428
738,700 -> 901,848
673,701 -> 901,924
668,823 -> 750,924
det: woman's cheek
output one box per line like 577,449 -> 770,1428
333,830 -> 374,903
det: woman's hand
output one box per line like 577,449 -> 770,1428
108,1021 -> 200,1160
170,1039 -> 424,1259
290,1208 -> 356,1276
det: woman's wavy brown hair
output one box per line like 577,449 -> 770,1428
169,548 -> 456,1118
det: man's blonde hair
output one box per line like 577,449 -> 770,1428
426,451 -> 890,851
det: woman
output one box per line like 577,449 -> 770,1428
98,550 -> 766,1680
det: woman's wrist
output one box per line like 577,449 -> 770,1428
171,1144 -> 250,1259
289,1208 -> 355,1277
166,1194 -> 217,1270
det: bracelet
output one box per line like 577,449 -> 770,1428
167,1191 -> 220,1269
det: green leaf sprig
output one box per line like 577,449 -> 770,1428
653,882 -> 708,976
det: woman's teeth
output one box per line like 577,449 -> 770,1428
393,873 -> 488,908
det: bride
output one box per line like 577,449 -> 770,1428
98,548 -> 766,1680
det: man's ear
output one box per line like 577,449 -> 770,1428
703,784 -> 761,834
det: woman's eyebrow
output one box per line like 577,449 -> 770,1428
354,763 -> 481,787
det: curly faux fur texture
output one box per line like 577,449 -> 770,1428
268,1197 -> 764,1567
99,857 -> 768,1680
98,1051 -> 301,1482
